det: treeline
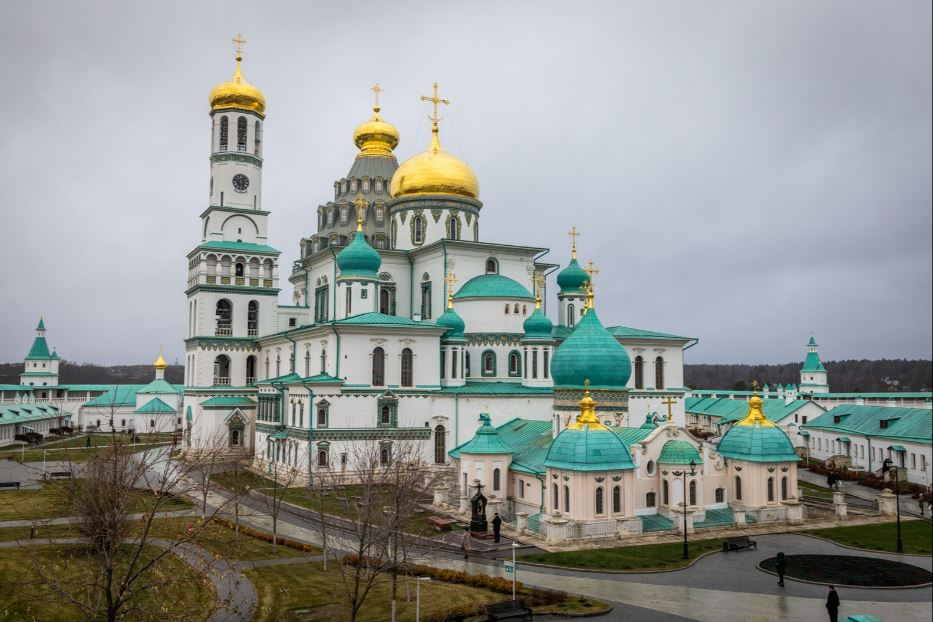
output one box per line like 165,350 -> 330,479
0,361 -> 185,386
685,359 -> 932,392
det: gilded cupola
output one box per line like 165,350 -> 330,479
353,84 -> 400,158
209,34 -> 266,116
390,83 -> 479,200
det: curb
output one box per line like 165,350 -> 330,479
791,531 -> 933,558
534,604 -> 615,618
755,561 -> 933,590
517,548 -> 722,575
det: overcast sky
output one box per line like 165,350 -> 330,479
1,1 -> 930,366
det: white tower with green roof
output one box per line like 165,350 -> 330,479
798,336 -> 829,395
20,318 -> 60,387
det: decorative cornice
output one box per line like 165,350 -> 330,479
210,152 -> 263,168
186,284 -> 280,297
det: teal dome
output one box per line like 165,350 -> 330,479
550,308 -> 631,389
556,258 -> 588,294
544,424 -> 634,471
717,396 -> 800,463
658,440 -> 703,465
453,274 -> 533,300
522,306 -> 553,340
336,231 -> 381,279
435,306 -> 466,340
456,414 -> 512,455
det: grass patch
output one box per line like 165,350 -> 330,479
0,484 -> 193,521
520,537 -> 726,571
801,519 -> 933,555
799,480 -> 834,499
150,517 -> 312,561
0,542 -> 216,620
761,554 -> 932,586
0,434 -> 173,463
0,523 -> 77,542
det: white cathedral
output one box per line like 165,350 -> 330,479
182,42 -> 806,532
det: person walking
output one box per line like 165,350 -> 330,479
775,552 -> 786,587
825,585 -> 840,622
492,512 -> 502,543
461,527 -> 472,560
918,494 -> 925,517
826,472 -> 834,489
85,435 -> 91,448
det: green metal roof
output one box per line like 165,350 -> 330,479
256,372 -> 302,385
337,230 -> 381,279
0,402 -> 65,425
200,395 -> 258,407
522,307 -> 554,340
302,374 -> 345,384
334,312 -> 438,327
453,274 -> 534,300
198,240 -> 280,255
685,396 -> 816,424
435,307 -> 466,339
888,444 -> 906,452
136,398 -> 177,414
658,440 -> 703,465
0,384 -> 32,391
436,382 -> 552,396
808,392 -> 932,399
544,423 -> 635,471
453,414 -> 513,455
802,404 -> 932,444
551,308 -> 631,389
19,371 -> 58,377
449,418 -> 552,473
612,426 -> 655,448
36,318 -> 46,331
26,335 -> 52,359
801,350 -> 826,372
137,379 -> 182,395
556,257 -> 588,294
83,385 -> 146,408
717,421 -> 799,463
836,436 -> 851,443
607,326 -> 692,341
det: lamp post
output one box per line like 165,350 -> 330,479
672,459 -> 697,560
415,576 -> 431,622
512,541 -> 520,599
882,458 -> 903,553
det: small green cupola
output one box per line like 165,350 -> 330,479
435,290 -> 466,340
556,257 -> 588,295
456,414 -> 512,455
659,440 -> 703,465
717,393 -> 799,463
801,336 -> 826,373
336,202 -> 381,281
522,298 -> 553,341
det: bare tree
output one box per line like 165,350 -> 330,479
254,438 -> 305,548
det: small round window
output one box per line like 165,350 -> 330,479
645,460 -> 656,476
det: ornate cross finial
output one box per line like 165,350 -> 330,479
444,272 -> 458,308
568,226 -> 580,259
532,273 -> 546,308
662,396 -> 676,422
352,192 -> 368,231
584,378 -> 590,392
420,82 -> 450,132
232,33 -> 247,61
584,259 -> 599,286
371,83 -> 383,112
752,379 -> 759,393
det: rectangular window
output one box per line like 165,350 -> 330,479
420,283 -> 432,319
440,350 -> 446,379
346,286 -> 352,315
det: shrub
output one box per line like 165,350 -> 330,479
212,517 -> 317,552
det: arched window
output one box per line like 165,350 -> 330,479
767,477 -> 775,502
213,355 -> 230,385
552,483 -> 559,510
465,352 -> 471,377
513,303 -> 520,314
413,217 -> 424,245
235,262 -> 245,277
433,425 -> 446,464
563,485 -> 570,513
215,299 -> 232,335
317,407 -> 327,426
380,445 -> 390,466
246,355 -> 256,384
447,217 -> 460,239
219,116 -> 228,150
379,288 -> 391,314
493,467 -> 501,491
781,476 -> 789,500
247,300 -> 259,336
380,405 -> 391,425
612,486 -> 621,513
595,487 -> 604,515
715,487 -> 725,503
662,480 -> 669,505
567,304 -> 575,326
485,258 -> 498,274
401,348 -> 413,387
634,356 -> 644,390
508,351 -> 521,377
504,304 -> 510,315
646,491 -> 656,508
318,449 -> 329,467
655,356 -> 665,390
372,347 -> 385,386
320,349 -> 327,374
522,305 -> 527,315
689,480 -> 697,506
390,220 -> 398,248
735,476 -> 742,500
237,116 -> 247,151
254,121 -> 261,156
519,480 -> 525,498
481,351 -> 496,377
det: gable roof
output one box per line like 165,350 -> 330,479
137,379 -> 183,395
83,385 -> 146,408
802,404 -> 932,444
685,396 -> 816,424
136,398 -> 177,414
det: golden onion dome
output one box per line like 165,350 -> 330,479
390,127 -> 479,200
153,352 -> 167,370
209,53 -> 266,116
353,105 -> 399,158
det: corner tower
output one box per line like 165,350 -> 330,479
798,336 -> 829,395
20,318 -> 60,387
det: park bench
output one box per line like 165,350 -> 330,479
48,471 -> 73,478
485,599 -> 533,621
427,516 -> 457,532
0,482 -> 21,490
722,535 -> 757,552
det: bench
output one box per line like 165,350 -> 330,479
485,599 -> 533,621
427,516 -> 457,532
0,482 -> 21,490
48,471 -> 73,478
722,535 -> 757,552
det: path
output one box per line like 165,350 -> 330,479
798,469 -> 933,520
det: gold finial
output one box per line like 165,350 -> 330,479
154,345 -> 168,370
420,82 -> 450,149
371,83 -> 383,113
232,33 -> 247,62
352,192 -> 368,232
751,379 -> 759,394
532,273 -> 546,309
738,380 -> 774,427
568,226 -> 580,259
662,396 -> 676,422
583,260 -> 598,309
444,272 -> 458,309
569,378 -> 604,429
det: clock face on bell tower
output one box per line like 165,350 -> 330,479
232,174 -> 250,192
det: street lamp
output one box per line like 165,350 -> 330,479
672,459 -> 697,560
415,576 -> 432,622
511,541 -> 520,599
882,458 -> 903,553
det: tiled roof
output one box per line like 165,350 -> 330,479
452,414 -> 513,455
198,241 -> 280,255
0,402 -> 64,424
137,379 -> 182,395
136,398 -> 177,414
802,404 -> 932,444
334,312 -> 439,327
685,396 -> 814,423
659,439 -> 703,465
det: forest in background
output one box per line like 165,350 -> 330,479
0,359 -> 930,393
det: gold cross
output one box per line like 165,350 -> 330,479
584,259 -> 599,287
584,378 -> 590,392
232,33 -> 247,60
531,273 -> 546,306
752,379 -> 759,393
568,226 -> 580,258
351,192 -> 369,230
371,83 -> 383,111
420,82 -> 450,126
662,396 -> 676,422
444,272 -> 458,308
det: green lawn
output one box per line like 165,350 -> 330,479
150,517 -> 312,561
801,520 -> 932,555
0,523 -> 77,542
0,484 -> 193,521
520,537 -> 727,571
0,433 -> 173,463
0,543 -> 216,620
799,480 -> 834,499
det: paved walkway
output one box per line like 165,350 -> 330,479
798,469 -> 933,520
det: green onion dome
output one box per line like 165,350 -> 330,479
522,305 -> 553,340
658,440 -> 703,465
717,395 -> 799,463
336,230 -> 381,280
544,388 -> 634,471
457,414 -> 512,455
435,306 -> 466,340
556,258 -> 588,295
550,308 -> 631,389
453,274 -> 534,300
